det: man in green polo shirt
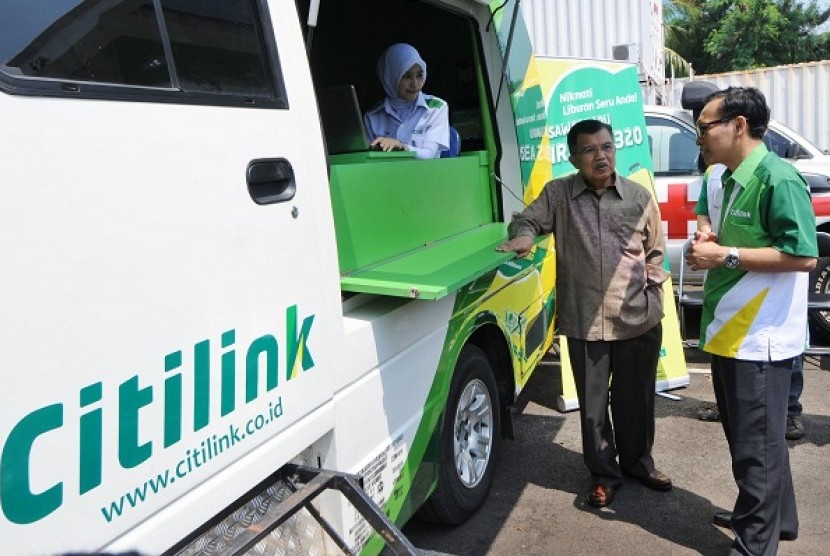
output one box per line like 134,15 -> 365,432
685,87 -> 817,555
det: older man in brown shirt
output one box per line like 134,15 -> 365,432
498,118 -> 671,508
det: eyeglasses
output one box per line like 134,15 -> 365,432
575,142 -> 616,157
695,117 -> 734,138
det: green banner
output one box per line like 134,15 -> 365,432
488,2 -> 688,410
511,61 -> 690,411
545,63 -> 651,180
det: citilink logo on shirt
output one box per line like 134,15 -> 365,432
730,208 -> 751,219
0,305 -> 315,525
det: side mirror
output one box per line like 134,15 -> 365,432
785,142 -> 810,160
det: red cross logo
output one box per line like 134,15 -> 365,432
812,196 -> 830,218
658,182 -> 697,240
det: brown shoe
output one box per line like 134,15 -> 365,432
639,469 -> 672,491
586,483 -> 619,508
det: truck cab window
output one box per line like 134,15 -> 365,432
763,128 -> 807,159
764,129 -> 789,157
646,115 -> 699,176
0,0 -> 283,106
160,0 -> 276,98
0,0 -> 170,87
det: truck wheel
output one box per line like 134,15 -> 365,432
809,256 -> 830,341
419,345 -> 500,524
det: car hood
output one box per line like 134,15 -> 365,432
793,154 -> 830,179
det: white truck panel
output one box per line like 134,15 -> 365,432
1,1 -> 344,550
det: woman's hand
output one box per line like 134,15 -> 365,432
371,137 -> 407,152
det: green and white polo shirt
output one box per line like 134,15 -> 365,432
699,144 -> 817,361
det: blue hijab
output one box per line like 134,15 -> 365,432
376,43 -> 426,124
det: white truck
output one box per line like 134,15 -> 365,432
0,0 -> 556,554
646,82 -> 830,339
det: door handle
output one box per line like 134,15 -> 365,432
246,158 -> 296,205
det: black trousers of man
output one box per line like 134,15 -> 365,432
712,355 -> 799,556
567,323 -> 662,488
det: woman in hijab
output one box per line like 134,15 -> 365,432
364,43 -> 450,159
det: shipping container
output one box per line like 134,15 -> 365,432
521,0 -> 665,102
667,61 -> 830,152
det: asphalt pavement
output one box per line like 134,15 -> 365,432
402,349 -> 830,555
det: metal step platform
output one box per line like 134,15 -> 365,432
167,465 -> 418,556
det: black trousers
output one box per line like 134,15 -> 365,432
567,323 -> 661,487
712,355 -> 799,556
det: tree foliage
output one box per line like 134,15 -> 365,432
665,0 -> 830,75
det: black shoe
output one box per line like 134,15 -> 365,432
786,415 -> 805,440
698,405 -> 721,421
713,511 -> 797,540
713,510 -> 731,529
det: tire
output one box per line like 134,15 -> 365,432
809,256 -> 830,341
418,345 -> 500,524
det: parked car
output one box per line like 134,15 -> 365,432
645,83 -> 830,338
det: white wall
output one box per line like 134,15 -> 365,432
521,0 -> 665,102
667,61 -> 830,152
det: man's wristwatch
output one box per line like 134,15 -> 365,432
724,247 -> 740,269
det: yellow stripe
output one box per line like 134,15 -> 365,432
705,288 -> 769,357
288,337 -> 305,380
517,57 -> 541,94
524,133 -> 553,204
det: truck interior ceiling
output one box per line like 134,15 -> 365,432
297,0 -> 487,152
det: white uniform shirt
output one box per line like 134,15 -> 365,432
364,94 -> 449,159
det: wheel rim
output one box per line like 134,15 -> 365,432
453,378 -> 493,489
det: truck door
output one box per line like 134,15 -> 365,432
0,0 -> 339,551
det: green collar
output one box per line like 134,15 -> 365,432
725,142 -> 768,188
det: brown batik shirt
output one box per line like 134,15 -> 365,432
509,172 -> 667,341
